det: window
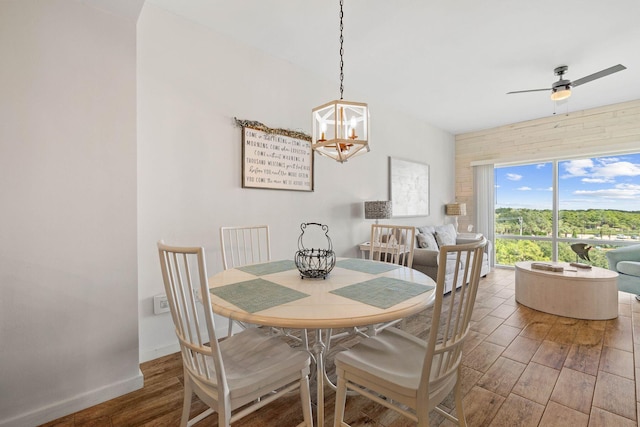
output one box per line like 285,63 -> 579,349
494,152 -> 640,267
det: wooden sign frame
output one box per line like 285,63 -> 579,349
241,125 -> 314,191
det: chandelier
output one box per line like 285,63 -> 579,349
311,0 -> 369,163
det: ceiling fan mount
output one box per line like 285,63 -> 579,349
553,65 -> 568,77
507,64 -> 627,101
551,66 -> 570,91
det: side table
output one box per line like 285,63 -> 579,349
359,241 -> 372,259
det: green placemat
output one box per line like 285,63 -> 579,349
210,278 -> 310,313
330,277 -> 433,309
236,260 -> 296,276
336,258 -> 401,274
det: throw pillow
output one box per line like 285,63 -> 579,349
416,232 -> 438,250
435,224 -> 457,247
618,261 -> 640,277
417,225 -> 435,236
416,233 -> 427,248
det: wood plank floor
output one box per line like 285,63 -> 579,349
40,267 -> 640,426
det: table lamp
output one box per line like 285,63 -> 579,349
445,202 -> 466,232
364,201 -> 392,224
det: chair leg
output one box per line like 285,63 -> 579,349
300,373 -> 313,426
453,375 -> 467,427
217,403 -> 232,427
333,369 -> 348,427
416,397 -> 429,427
227,320 -> 234,337
180,378 -> 193,427
417,418 -> 431,427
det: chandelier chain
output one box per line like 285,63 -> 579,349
339,0 -> 344,100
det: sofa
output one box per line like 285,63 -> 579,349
605,244 -> 640,296
412,224 -> 492,294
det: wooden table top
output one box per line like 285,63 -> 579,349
207,258 -> 436,330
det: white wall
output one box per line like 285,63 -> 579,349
0,1 -> 455,423
0,1 -> 141,426
137,4 -> 456,361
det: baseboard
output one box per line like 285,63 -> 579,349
140,342 -> 181,363
0,370 -> 143,427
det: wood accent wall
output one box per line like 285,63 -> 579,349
454,99 -> 640,232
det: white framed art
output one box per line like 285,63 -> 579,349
389,157 -> 430,217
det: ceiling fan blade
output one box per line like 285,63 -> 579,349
507,88 -> 550,95
571,64 -> 626,87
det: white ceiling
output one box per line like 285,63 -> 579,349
145,0 -> 640,135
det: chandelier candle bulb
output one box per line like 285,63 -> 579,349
349,116 -> 357,139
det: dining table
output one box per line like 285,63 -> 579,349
207,257 -> 436,426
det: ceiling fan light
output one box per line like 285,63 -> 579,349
551,86 -> 571,101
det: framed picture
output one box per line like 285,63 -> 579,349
242,126 -> 314,191
389,157 -> 430,217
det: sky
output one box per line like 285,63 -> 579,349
495,152 -> 640,211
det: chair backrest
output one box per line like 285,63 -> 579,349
157,242 -> 228,394
369,224 -> 416,268
220,225 -> 271,270
419,238 -> 488,400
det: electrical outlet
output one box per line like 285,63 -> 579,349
153,294 -> 170,314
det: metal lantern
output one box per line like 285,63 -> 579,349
294,222 -> 336,279
312,100 -> 369,163
311,0 -> 370,163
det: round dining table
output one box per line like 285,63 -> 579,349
207,257 -> 436,426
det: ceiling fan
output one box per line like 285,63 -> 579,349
507,64 -> 627,101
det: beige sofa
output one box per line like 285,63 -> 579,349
412,224 -> 492,293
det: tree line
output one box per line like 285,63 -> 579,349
495,208 -> 640,267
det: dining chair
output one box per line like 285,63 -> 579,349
369,224 -> 415,268
333,238 -> 488,427
220,224 -> 271,270
157,241 -> 313,427
367,224 -> 416,334
219,225 -> 270,336
220,224 -> 309,344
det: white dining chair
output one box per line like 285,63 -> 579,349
220,224 -> 271,270
369,224 -> 416,268
368,224 -> 416,334
333,238 -> 488,427
219,225 -> 271,336
157,241 -> 313,427
330,224 -> 417,341
220,224 -> 308,345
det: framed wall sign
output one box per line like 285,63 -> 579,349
389,157 -> 430,217
241,124 -> 314,192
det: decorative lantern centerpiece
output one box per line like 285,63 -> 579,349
294,222 -> 336,279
